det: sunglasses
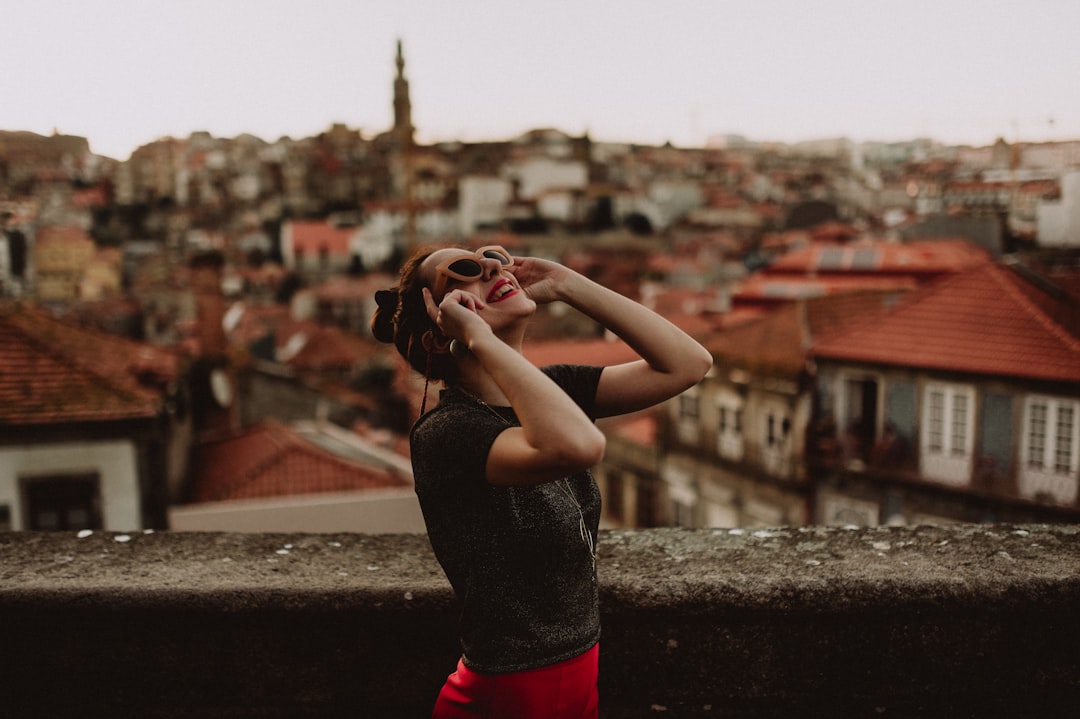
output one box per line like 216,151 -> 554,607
432,246 -> 514,299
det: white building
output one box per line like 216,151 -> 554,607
1037,170 -> 1080,248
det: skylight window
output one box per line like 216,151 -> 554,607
850,248 -> 880,270
817,246 -> 845,270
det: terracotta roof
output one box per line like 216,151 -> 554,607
766,238 -> 989,276
606,411 -> 659,446
286,220 -> 354,256
275,321 -> 379,371
811,262 -> 1080,382
188,420 -> 410,503
706,291 -> 905,378
0,304 -> 179,425
734,274 -> 919,304
292,328 -> 378,371
312,273 -> 394,302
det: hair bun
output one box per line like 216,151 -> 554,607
370,289 -> 399,343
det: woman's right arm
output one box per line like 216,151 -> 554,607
428,288 -> 606,487
470,330 -> 606,486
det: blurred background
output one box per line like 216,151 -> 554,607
1,0 -> 1078,534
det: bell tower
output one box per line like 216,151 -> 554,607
392,39 -> 414,151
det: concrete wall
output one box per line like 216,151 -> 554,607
2,525 -> 1079,718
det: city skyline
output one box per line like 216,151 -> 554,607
5,0 -> 1080,160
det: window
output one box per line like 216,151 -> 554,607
924,385 -> 971,458
675,390 -> 702,445
927,388 -> 945,452
1056,405 -> 1075,473
850,248 -> 880,270
678,393 -> 700,420
21,474 -> 102,531
765,412 -> 790,448
920,383 -> 974,486
718,404 -> 743,435
1024,397 -> 1078,475
715,392 -> 744,461
762,408 -> 792,475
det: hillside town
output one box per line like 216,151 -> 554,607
2,42 -> 1079,534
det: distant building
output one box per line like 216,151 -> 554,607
661,257 -> 1080,527
170,419 -> 423,533
0,305 -> 189,531
1037,170 -> 1080,248
660,291 -> 906,527
33,225 -> 96,302
734,237 -> 989,309
809,260 -> 1080,524
280,219 -> 362,279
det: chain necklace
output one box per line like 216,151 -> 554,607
456,386 -> 597,569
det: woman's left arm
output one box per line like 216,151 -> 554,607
513,258 -> 713,418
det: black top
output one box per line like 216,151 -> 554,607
410,364 -> 604,673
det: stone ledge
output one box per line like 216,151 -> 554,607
3,525 -> 1080,718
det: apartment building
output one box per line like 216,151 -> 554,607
809,259 -> 1080,525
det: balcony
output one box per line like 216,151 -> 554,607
3,525 -> 1080,718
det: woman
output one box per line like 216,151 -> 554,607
371,244 -> 712,718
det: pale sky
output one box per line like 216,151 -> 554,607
5,1 -> 1080,160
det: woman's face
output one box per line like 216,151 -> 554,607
419,247 -> 537,333
422,247 -> 532,311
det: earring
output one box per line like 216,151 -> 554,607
449,339 -> 469,358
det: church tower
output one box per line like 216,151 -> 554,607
392,39 -> 415,152
390,39 -> 416,244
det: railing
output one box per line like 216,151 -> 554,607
3,525 -> 1080,718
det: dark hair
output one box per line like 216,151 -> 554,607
370,245 -> 459,382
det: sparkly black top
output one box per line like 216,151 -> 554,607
410,364 -> 603,673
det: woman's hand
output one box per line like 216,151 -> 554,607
509,256 -> 576,305
423,287 -> 490,345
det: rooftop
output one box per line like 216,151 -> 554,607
0,303 -> 178,425
812,261 -> 1080,382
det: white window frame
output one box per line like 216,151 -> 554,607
761,405 -> 791,476
715,390 -> 744,462
674,389 -> 701,445
1019,395 -> 1079,504
920,383 -> 975,486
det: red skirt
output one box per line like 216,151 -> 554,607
432,644 -> 599,719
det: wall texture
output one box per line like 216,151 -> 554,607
2,525 -> 1079,718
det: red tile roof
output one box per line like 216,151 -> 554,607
707,291 -> 906,378
733,274 -> 919,306
811,262 -> 1080,382
188,420 -> 410,503
606,411 -> 659,446
0,304 -> 179,425
286,220 -> 354,256
273,320 -> 380,372
766,238 -> 989,276
312,272 -> 394,302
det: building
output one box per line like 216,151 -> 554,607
809,259 -> 1080,524
0,304 -> 189,530
170,419 -> 423,533
660,290 -> 907,528
1037,169 -> 1080,248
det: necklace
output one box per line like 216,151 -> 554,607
456,386 -> 597,568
